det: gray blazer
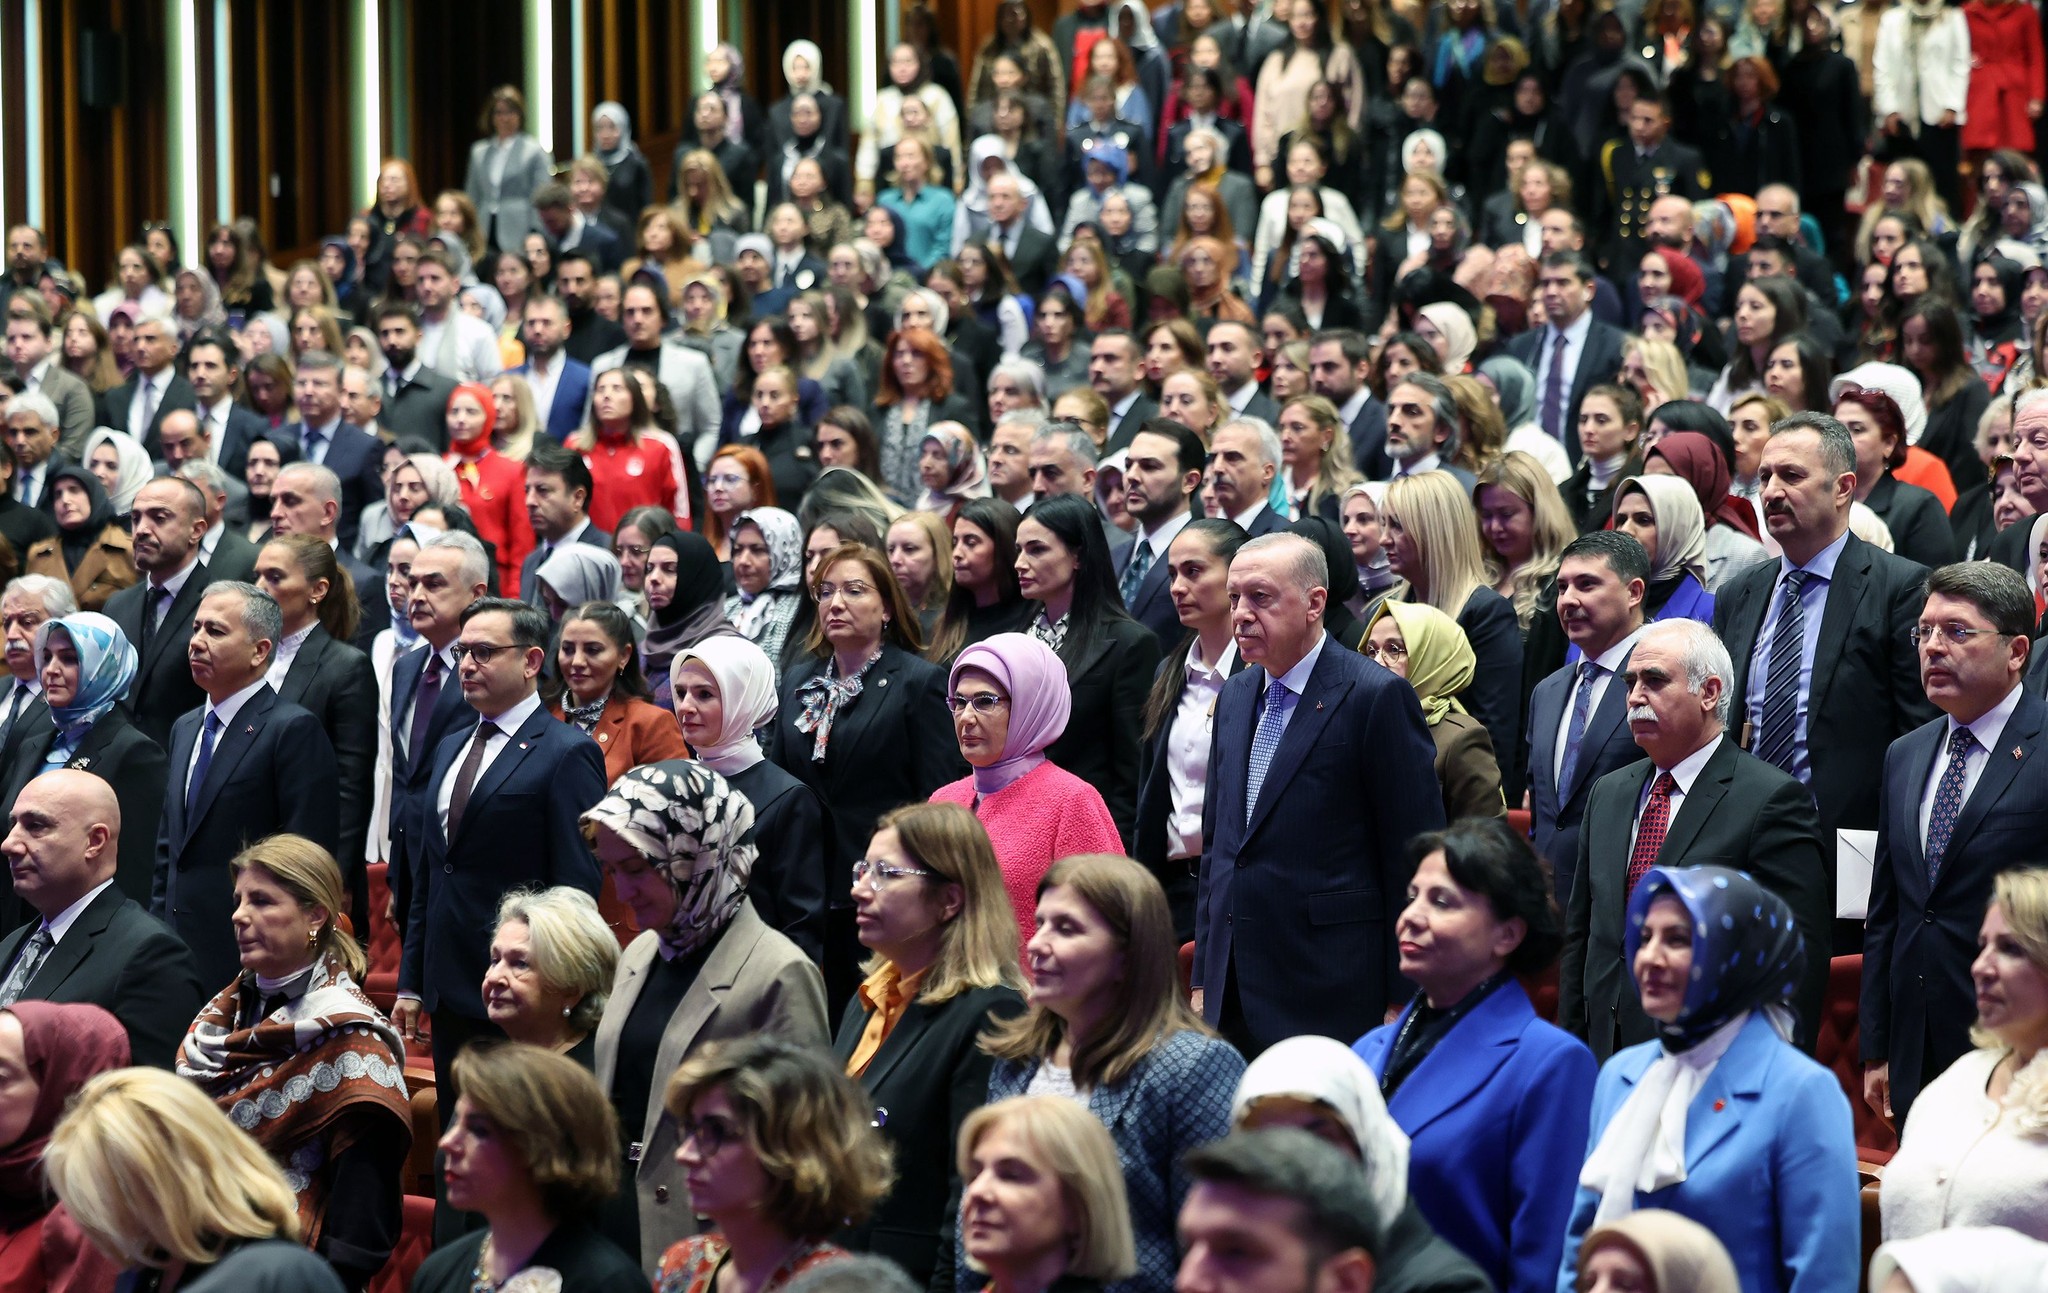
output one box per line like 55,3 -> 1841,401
39,364 -> 98,460
592,899 -> 828,1276
464,132 -> 554,249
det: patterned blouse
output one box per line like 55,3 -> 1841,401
656,1236 -> 848,1293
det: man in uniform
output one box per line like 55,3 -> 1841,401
1595,93 -> 1709,276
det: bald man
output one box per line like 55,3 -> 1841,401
0,769 -> 203,1066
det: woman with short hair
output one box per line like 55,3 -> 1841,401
484,886 -> 621,1063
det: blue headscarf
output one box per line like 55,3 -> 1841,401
1623,865 -> 1805,1052
31,613 -> 138,771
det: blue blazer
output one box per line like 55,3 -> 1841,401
1196,637 -> 1444,1048
398,702 -> 608,1017
984,1031 -> 1245,1293
1525,642 -> 1641,908
1557,1012 -> 1860,1293
1356,981 -> 1596,1293
511,359 -> 594,443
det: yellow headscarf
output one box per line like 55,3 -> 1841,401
1365,600 -> 1474,727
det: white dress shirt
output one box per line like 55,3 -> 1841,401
1919,683 -> 2025,849
199,522 -> 225,565
1392,450 -> 1443,479
145,557 -> 202,632
436,691 -> 543,835
1226,381 -> 1262,416
186,676 -> 272,795
523,351 -> 568,423
1554,627 -> 1645,785
297,416 -> 342,466
1168,639 -> 1237,859
202,396 -> 234,463
14,460 -> 46,506
1631,734 -> 1724,856
128,368 -> 171,437
1129,509 -> 1193,572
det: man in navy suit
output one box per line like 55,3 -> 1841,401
519,442 -> 610,604
390,597 -> 606,1086
182,333 -> 272,476
534,183 -> 624,274
269,462 -> 389,652
277,350 -> 386,552
153,582 -> 339,990
1309,331 -> 1390,481
384,533 -> 489,930
1865,563 -> 2048,1122
1113,419 -> 1205,653
1506,252 -> 1628,465
509,294 -> 591,444
1527,531 -> 1650,906
1195,533 -> 1445,1053
104,478 -> 215,751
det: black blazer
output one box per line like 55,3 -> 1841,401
1113,523 -> 1187,656
1865,473 -> 1958,571
279,422 -> 386,551
1348,394 -> 1391,481
400,703 -> 607,1018
1006,226 -> 1062,298
770,644 -> 961,875
411,1221 -> 645,1293
97,371 -> 198,450
519,523 -> 614,603
1103,394 -> 1161,456
1701,105 -> 1803,200
1453,587 -> 1524,804
0,693 -> 52,800
0,710 -> 167,914
1135,644 -> 1252,939
338,548 -> 390,652
1045,616 -> 1164,848
277,627 -> 379,887
1524,641 -> 1642,908
381,365 -> 461,455
1562,738 -> 1831,1061
205,527 -> 261,585
103,566 -> 217,752
0,883 -> 203,1068
724,758 -> 829,965
153,686 -> 340,992
832,984 -> 1028,1290
1505,320 -> 1630,465
1865,692 -> 2048,1118
216,402 -> 275,478
1711,531 -> 1939,838
385,643 -> 471,923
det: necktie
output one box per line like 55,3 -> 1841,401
1626,772 -> 1679,897
0,683 -> 27,749
407,654 -> 445,766
1558,660 -> 1600,796
1753,570 -> 1808,777
302,426 -> 325,464
186,711 -> 223,812
0,928 -> 52,1007
1924,727 -> 1978,879
386,370 -> 401,399
1541,330 -> 1569,441
1244,679 -> 1290,825
140,583 -> 172,654
140,376 -> 159,431
1119,540 -> 1153,607
446,721 -> 501,838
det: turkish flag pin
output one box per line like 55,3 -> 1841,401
1713,1099 -> 1726,1112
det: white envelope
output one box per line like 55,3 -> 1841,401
1837,828 -> 1877,921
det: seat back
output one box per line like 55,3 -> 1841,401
367,1195 -> 436,1293
364,862 -> 401,1013
1815,955 -> 1897,1160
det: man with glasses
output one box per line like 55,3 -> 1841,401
1865,563 -> 2048,1123
390,596 -> 605,1085
1726,185 -> 1839,311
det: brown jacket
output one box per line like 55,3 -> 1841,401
25,524 -> 139,611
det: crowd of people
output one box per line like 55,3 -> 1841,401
2,0 -> 2048,1289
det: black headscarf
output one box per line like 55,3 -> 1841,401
1289,515 -> 1364,648
49,465 -> 115,573
642,532 -> 740,685
1974,255 -> 2029,348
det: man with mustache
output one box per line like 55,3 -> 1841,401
1560,617 -> 1831,1062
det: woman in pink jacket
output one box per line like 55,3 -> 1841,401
930,632 -> 1123,948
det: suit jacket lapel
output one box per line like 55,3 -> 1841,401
1946,696 -> 2045,864
1656,741 -> 1736,864
279,629 -> 330,706
1684,1019 -> 1768,1167
1388,986 -> 1526,1137
1599,762 -> 1655,890
143,577 -> 204,680
1246,652 -> 1352,839
24,886 -> 122,994
857,996 -> 941,1093
1896,722 -> 1941,886
451,707 -> 549,846
1722,569 -> 1771,712
1808,538 -> 1871,719
641,904 -> 763,1140
1566,649 -> 1636,803
186,690 -> 276,840
1529,679 -> 1563,802
819,651 -> 904,768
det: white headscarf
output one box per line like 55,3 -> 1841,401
1418,303 -> 1476,372
1830,361 -> 1928,445
671,637 -> 779,776
592,101 -> 634,167
1616,474 -> 1709,588
1230,1036 -> 1410,1233
82,427 -> 154,514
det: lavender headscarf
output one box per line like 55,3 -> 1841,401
950,632 -> 1071,797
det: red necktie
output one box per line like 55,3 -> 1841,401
1626,772 -> 1679,898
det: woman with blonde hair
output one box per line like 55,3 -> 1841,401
1474,450 -> 1576,633
957,1096 -> 1138,1293
1443,374 -> 1507,473
674,150 -> 751,262
1383,469 -> 1523,790
172,835 -> 408,1290
484,886 -> 622,1062
287,306 -> 345,362
60,310 -> 123,393
1855,159 -> 1953,264
1575,1211 -> 1740,1293
47,1068 -> 348,1290
487,370 -> 542,463
1622,334 -> 1694,418
1363,601 -> 1508,821
1156,368 -> 1228,444
982,853 -> 1244,1293
833,802 -> 1026,1286
887,510 -> 956,630
1276,395 -> 1361,522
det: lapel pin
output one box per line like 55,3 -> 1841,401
519,742 -> 529,750
244,725 -> 254,734
1315,701 -> 1324,710
1712,1099 -> 1726,1112
2014,746 -> 2024,760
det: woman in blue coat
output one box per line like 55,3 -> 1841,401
1560,866 -> 1860,1293
1353,818 -> 1596,1293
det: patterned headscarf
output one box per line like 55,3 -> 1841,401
32,614 -> 138,765
581,761 -> 759,959
917,423 -> 991,508
734,507 -> 804,598
1623,865 -> 1805,1052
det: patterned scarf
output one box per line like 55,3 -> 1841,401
1030,611 -> 1069,654
176,954 -> 410,1246
793,647 -> 881,762
563,694 -> 608,732
580,761 -> 758,959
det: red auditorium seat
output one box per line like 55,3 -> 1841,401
1177,941 -> 1194,1002
1816,955 -> 1896,1162
1507,808 -> 1532,838
368,1195 -> 435,1293
364,863 -> 400,1014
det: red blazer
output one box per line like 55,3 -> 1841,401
449,448 -> 535,594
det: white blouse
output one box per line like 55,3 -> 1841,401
1882,1047 -> 2048,1243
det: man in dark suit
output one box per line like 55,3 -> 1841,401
519,442 -> 610,605
174,459 -> 261,586
1712,414 -> 1937,873
1309,331 -> 1390,481
1864,563 -> 2048,1122
177,333 -> 272,474
1208,419 -> 1288,538
153,582 -> 339,992
390,598 -> 606,1084
268,462 -> 388,652
104,477 -> 215,750
1506,252 -> 1629,466
982,173 -> 1058,295
1527,532 -> 1650,907
0,576 -> 63,786
535,183 -> 625,274
1196,533 -> 1445,1053
272,586 -> 380,938
1385,373 -> 1479,492
96,314 -> 196,449
1591,95 -> 1710,275
0,770 -> 204,1066
1,392 -> 71,511
375,304 -> 462,454
1114,420 -> 1206,653
3,301 -> 94,459
1090,332 -> 1158,454
553,255 -> 628,367
510,295 -> 592,444
277,352 -> 386,553
1562,618 -> 1831,1061
1208,323 -> 1279,428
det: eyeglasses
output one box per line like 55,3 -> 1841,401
946,693 -> 1010,715
1361,640 -> 1409,662
452,641 -> 520,665
677,1112 -> 738,1156
705,472 -> 749,488
852,858 -> 934,890
1908,625 -> 2010,647
616,543 -> 651,561
815,580 -> 874,602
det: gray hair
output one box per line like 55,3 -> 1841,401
1219,416 -> 1284,472
202,580 -> 284,648
2,575 -> 78,619
296,348 -> 343,379
421,531 -> 491,588
1771,410 -> 1857,480
131,306 -> 176,333
1237,532 -> 1328,594
2015,387 -> 2048,422
2,392 -> 59,430
1640,618 -> 1734,724
1391,372 -> 1463,465
989,358 -> 1047,404
176,459 -> 230,503
995,408 -> 1048,437
1183,125 -> 1229,164
1033,422 -> 1099,469
342,364 -> 383,408
275,461 -> 343,509
494,887 -> 621,1033
783,1256 -> 923,1293
895,287 -> 950,337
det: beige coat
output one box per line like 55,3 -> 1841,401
25,524 -> 138,611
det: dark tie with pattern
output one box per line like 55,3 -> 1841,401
1753,570 -> 1808,777
186,711 -> 222,812
407,654 -> 444,769
1626,772 -> 1679,898
1924,727 -> 1978,881
446,721 -> 501,838
1558,660 -> 1599,797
